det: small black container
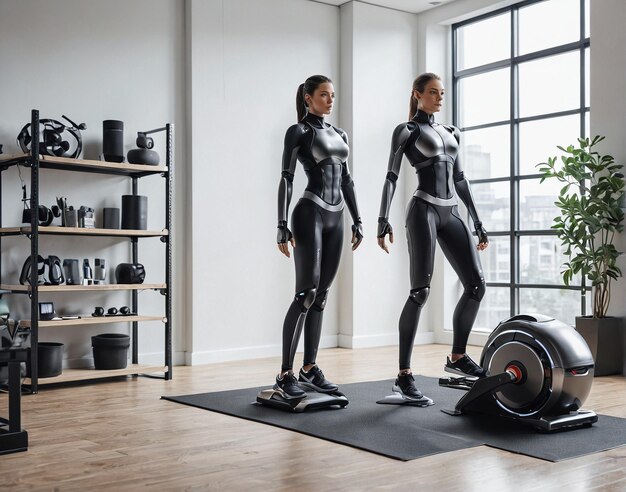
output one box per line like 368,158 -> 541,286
103,207 -> 120,229
92,333 -> 130,370
121,195 -> 147,230
27,342 -> 64,378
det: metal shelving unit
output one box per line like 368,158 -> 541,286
0,109 -> 173,392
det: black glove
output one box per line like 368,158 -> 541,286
474,221 -> 488,245
277,221 -> 293,244
377,217 -> 392,239
352,220 -> 364,248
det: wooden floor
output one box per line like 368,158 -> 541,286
1,344 -> 625,491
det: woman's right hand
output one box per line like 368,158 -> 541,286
277,222 -> 295,258
377,218 -> 394,254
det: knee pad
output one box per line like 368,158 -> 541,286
295,287 -> 317,312
311,290 -> 328,312
408,286 -> 430,306
466,279 -> 486,301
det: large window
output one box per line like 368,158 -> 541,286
452,0 -> 590,328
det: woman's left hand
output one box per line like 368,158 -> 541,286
351,222 -> 364,251
475,221 -> 489,251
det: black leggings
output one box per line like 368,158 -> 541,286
281,199 -> 343,372
399,197 -> 485,370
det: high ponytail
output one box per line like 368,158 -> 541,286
408,92 -> 419,122
296,74 -> 333,122
408,72 -> 441,120
296,83 -> 307,122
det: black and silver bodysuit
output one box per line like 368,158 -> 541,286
378,109 -> 487,370
278,112 -> 361,372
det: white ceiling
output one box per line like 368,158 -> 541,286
310,0 -> 458,14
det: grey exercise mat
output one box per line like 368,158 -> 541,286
162,376 -> 626,462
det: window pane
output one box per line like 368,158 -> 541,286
461,125 -> 510,179
471,181 -> 510,231
519,235 -> 582,285
519,288 -> 589,326
457,13 -> 510,70
519,52 -> 580,118
519,178 -> 563,230
459,69 -> 510,127
585,47 -> 590,107
519,115 -> 580,176
481,236 -> 510,283
474,287 -> 511,332
519,0 -> 580,55
584,0 -> 590,38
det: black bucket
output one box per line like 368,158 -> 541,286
27,342 -> 64,378
92,333 -> 130,370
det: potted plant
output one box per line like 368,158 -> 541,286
538,135 -> 624,376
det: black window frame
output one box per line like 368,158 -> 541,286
452,0 -> 591,320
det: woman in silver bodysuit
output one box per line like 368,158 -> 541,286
377,73 -> 489,402
275,75 -> 363,399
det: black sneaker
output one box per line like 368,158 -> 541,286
298,365 -> 339,393
393,373 -> 424,400
274,372 -> 306,400
445,354 -> 487,378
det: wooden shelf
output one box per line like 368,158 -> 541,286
19,315 -> 165,328
0,153 -> 168,177
0,153 -> 30,164
1,283 -> 166,293
0,226 -> 168,237
24,364 -> 168,385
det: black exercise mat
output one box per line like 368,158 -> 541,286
162,376 -> 626,462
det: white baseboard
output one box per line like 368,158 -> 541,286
185,332 -> 441,365
139,351 -> 186,367
338,331 -> 435,349
434,329 -> 490,348
186,335 -> 339,365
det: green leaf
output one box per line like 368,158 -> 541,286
538,134 -> 624,313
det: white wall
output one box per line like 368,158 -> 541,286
187,0 -> 341,364
589,0 -> 626,374
339,2 -> 428,348
0,0 -> 187,367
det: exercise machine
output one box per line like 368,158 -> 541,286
256,387 -> 348,413
439,314 -> 598,431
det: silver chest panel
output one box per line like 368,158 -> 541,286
310,127 -> 349,164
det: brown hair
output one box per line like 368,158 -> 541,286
296,75 -> 333,121
408,72 -> 441,120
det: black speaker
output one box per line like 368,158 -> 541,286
102,120 -> 124,163
115,263 -> 146,284
63,259 -> 80,285
121,195 -> 147,230
103,207 -> 120,229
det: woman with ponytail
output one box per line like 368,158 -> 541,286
377,73 -> 489,403
274,75 -> 363,399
